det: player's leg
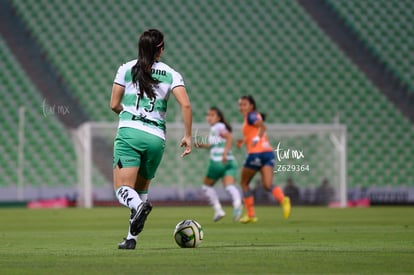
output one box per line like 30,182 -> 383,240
127,131 -> 165,238
115,128 -> 162,249
202,177 -> 225,222
128,175 -> 153,235
221,160 -> 242,221
135,174 -> 151,202
130,132 -> 165,239
260,163 -> 291,219
113,128 -> 143,212
120,175 -> 152,247
118,175 -> 152,249
114,165 -> 143,249
114,166 -> 142,209
239,166 -> 258,223
203,160 -> 226,221
222,176 -> 242,221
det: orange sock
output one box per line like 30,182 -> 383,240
243,196 -> 255,217
271,186 -> 285,203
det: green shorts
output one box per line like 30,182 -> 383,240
205,159 -> 238,181
113,127 -> 166,179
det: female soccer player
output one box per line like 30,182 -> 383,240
237,95 -> 291,223
110,29 -> 192,249
195,107 -> 242,222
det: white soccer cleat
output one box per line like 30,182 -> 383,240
213,209 -> 226,222
233,205 -> 243,222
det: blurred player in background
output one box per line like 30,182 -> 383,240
237,95 -> 291,223
195,107 -> 242,222
110,29 -> 192,249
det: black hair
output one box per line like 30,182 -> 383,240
240,95 -> 266,121
131,29 -> 165,99
210,106 -> 232,132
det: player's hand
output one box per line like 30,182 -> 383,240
252,135 -> 260,146
180,136 -> 192,157
222,153 -> 228,164
236,139 -> 244,148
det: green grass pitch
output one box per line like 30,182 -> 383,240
0,206 -> 413,274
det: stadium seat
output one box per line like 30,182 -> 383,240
327,0 -> 414,91
6,0 -> 414,190
0,37 -> 77,187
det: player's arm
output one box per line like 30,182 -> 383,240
236,138 -> 245,148
172,86 -> 192,157
110,83 -> 125,114
250,113 -> 265,145
254,118 -> 266,139
195,142 -> 210,149
221,131 -> 232,163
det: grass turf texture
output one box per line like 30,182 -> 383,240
0,206 -> 413,274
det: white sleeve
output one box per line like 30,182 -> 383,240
171,70 -> 185,89
216,123 -> 228,136
114,63 -> 127,87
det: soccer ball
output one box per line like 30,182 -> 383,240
173,219 -> 204,248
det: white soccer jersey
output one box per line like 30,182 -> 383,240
209,122 -> 235,162
113,60 -> 185,139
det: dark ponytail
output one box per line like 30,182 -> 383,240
210,106 -> 232,132
131,29 -> 165,99
240,95 -> 266,121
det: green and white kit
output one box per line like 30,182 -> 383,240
114,59 -> 184,140
113,59 -> 184,178
205,122 -> 237,180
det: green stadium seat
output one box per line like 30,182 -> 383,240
6,0 -> 414,190
0,36 -> 77,187
327,0 -> 414,91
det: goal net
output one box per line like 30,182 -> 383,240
73,122 -> 346,208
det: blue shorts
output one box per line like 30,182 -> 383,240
243,151 -> 275,171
